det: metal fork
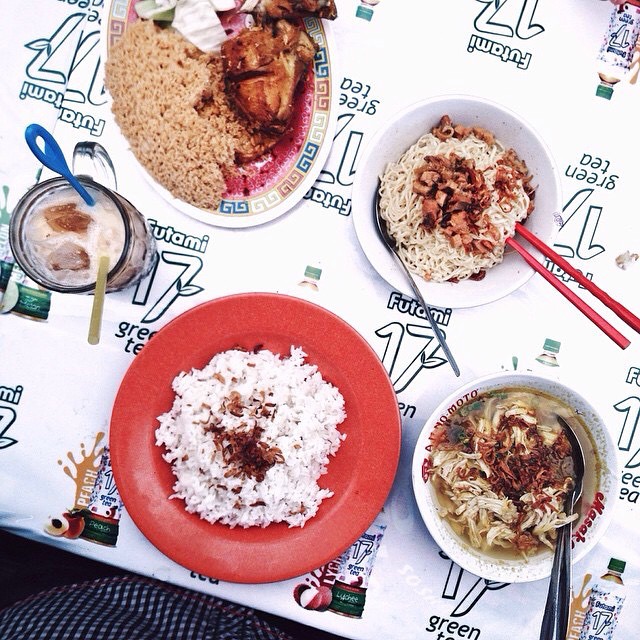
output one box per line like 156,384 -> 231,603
373,183 -> 460,377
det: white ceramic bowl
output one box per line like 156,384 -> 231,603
352,94 -> 563,308
411,372 -> 618,583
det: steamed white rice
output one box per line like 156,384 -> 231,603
155,346 -> 347,528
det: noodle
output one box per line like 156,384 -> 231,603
378,116 -> 533,283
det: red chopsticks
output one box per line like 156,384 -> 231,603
507,223 -> 637,350
516,223 -> 640,332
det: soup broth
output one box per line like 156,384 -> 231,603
424,386 -> 598,561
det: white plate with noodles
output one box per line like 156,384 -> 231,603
352,95 -> 562,309
411,372 -> 618,583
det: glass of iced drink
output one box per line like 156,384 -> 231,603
9,150 -> 156,294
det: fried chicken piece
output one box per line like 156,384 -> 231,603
221,20 -> 317,136
240,0 -> 337,20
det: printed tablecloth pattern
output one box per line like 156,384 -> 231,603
2,1 -> 639,639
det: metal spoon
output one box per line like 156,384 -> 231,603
539,415 -> 586,640
373,182 -> 460,377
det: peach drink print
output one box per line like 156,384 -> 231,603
44,432 -> 122,545
45,431 -> 104,539
80,446 -> 124,546
567,572 -> 594,640
59,431 -> 105,508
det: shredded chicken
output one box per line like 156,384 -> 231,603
424,394 -> 578,558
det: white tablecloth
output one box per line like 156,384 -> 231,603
2,1 -> 639,639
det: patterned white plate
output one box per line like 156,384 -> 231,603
103,0 -> 337,228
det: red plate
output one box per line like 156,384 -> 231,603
110,293 -> 401,583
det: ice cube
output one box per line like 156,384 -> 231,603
44,203 -> 92,233
47,242 -> 90,271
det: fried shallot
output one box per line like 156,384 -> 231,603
204,391 -> 285,482
411,115 -> 535,264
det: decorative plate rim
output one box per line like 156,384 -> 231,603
102,1 -> 338,228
